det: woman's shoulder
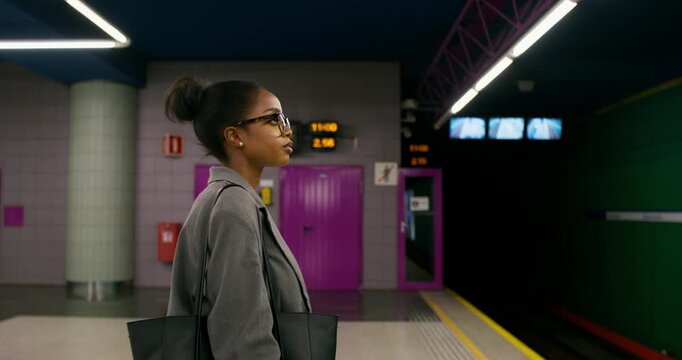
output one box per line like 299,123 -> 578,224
208,182 -> 258,217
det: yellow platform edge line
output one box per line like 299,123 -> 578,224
419,291 -> 489,360
445,288 -> 545,360
593,76 -> 682,115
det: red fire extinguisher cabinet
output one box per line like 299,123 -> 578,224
158,222 -> 182,262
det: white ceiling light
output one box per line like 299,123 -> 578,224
474,56 -> 513,92
0,40 -> 118,50
0,0 -> 129,50
432,88 -> 479,129
510,0 -> 578,58
65,0 -> 129,45
450,89 -> 479,114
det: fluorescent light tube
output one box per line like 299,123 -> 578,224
450,89 -> 479,114
65,0 -> 129,45
0,40 -> 117,49
511,0 -> 577,58
0,1 -> 130,50
474,56 -> 513,91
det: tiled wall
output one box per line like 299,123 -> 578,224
0,61 -> 400,289
0,62 -> 69,284
136,62 -> 400,289
66,81 -> 138,283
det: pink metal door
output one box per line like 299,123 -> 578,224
280,166 -> 363,290
194,163 -> 220,198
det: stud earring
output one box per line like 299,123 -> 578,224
238,142 -> 244,147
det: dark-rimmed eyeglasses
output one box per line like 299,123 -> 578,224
233,112 -> 291,135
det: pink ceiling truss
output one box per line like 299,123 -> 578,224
417,0 -> 561,111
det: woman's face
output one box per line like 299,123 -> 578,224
237,89 -> 293,167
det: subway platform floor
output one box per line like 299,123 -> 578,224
0,286 -> 634,359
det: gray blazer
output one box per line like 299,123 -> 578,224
167,166 -> 311,360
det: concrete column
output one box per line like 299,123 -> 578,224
66,80 -> 137,300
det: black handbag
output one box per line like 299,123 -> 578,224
127,182 -> 338,359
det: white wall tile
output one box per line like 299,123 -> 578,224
0,62 -> 69,284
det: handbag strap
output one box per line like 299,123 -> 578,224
257,207 -> 284,353
194,182 -> 240,358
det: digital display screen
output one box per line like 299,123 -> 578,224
310,121 -> 339,134
312,137 -> 336,150
488,118 -> 524,140
309,121 -> 338,150
527,118 -> 562,140
449,117 -> 486,139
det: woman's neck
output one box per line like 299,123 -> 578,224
225,159 -> 262,191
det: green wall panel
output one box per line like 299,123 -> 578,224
560,82 -> 682,355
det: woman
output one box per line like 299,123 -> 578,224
165,77 -> 311,359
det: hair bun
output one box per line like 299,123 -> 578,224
164,77 -> 206,123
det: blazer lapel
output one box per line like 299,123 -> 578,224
259,207 -> 312,312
